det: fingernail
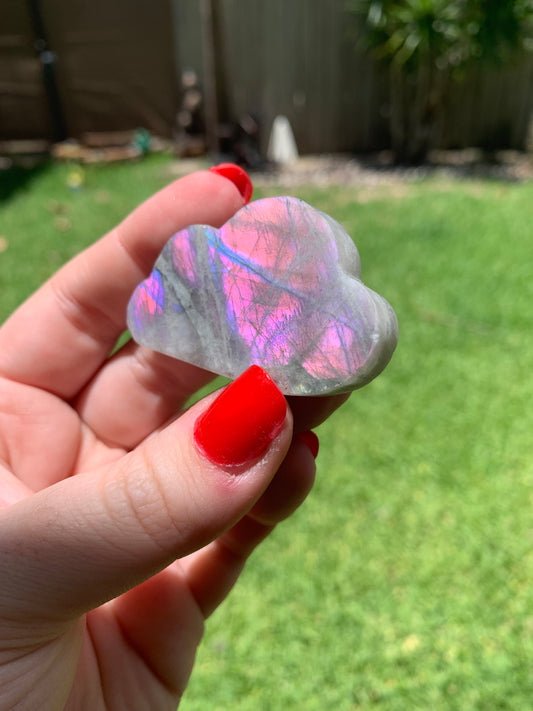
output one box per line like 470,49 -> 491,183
194,365 -> 286,467
209,163 -> 253,204
297,431 -> 319,459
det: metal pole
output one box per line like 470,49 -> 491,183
27,0 -> 67,142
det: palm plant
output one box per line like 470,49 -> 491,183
348,0 -> 533,163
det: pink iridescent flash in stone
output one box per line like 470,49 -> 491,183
126,197 -> 398,395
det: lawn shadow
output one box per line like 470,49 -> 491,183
0,159 -> 52,203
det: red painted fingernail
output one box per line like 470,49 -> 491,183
297,431 -> 319,459
194,365 -> 286,467
209,163 -> 253,204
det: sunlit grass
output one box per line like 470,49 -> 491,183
186,178 -> 533,710
1,156 -> 532,709
0,154 -> 179,321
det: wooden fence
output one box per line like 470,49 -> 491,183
1,0 -> 532,154
0,0 -> 178,143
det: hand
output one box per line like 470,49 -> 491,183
0,167 -> 349,710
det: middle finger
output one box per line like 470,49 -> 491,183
75,337 -> 351,449
74,340 -> 216,448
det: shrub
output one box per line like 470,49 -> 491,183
348,0 -> 533,163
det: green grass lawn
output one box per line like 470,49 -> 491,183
1,156 -> 532,709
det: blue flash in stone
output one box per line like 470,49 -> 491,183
127,197 -> 398,395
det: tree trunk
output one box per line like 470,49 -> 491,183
388,59 -> 450,164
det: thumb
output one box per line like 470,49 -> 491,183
0,366 -> 291,628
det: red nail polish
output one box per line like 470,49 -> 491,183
209,163 -> 253,204
297,431 -> 319,459
194,365 -> 286,466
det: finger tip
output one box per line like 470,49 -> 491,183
193,366 -> 287,468
208,163 -> 253,204
296,430 -> 319,459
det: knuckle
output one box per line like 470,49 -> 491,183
110,443 -> 197,554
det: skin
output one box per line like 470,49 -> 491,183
0,171 -> 349,710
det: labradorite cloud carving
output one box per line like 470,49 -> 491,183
127,197 -> 398,395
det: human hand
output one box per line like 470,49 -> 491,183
0,166 -> 349,710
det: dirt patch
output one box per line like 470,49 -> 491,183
249,150 -> 533,188
168,149 -> 533,191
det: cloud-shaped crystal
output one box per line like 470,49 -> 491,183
127,197 -> 398,395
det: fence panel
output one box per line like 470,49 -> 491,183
43,0 -> 178,139
1,0 -> 532,153
179,0 -> 533,154
0,0 -> 53,141
212,0 -> 389,154
444,58 -> 533,150
0,0 -> 178,142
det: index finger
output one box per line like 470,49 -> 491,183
0,169 -> 248,399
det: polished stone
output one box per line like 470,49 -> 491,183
127,197 -> 398,395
